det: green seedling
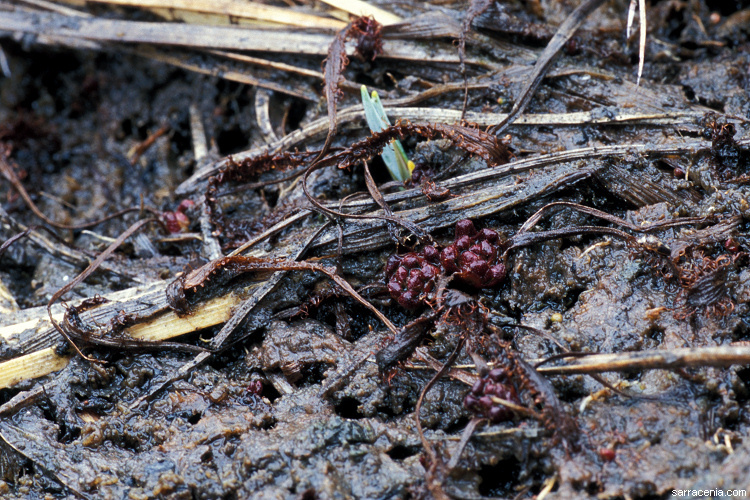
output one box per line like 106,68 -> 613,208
361,85 -> 414,182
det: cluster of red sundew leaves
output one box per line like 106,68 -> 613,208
463,366 -> 520,423
384,219 -> 507,309
384,219 -> 521,423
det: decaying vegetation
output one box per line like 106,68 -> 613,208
1,0 -> 750,498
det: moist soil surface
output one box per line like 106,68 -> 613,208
1,0 -> 750,499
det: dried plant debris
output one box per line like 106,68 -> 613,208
1,0 -> 750,498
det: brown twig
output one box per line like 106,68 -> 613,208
535,346 -> 750,375
47,218 -> 157,363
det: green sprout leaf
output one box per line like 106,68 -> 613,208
361,85 -> 414,182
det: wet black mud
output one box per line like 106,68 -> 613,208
2,0 -> 750,499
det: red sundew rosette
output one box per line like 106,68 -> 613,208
440,220 -> 506,288
385,246 -> 442,309
463,367 -> 518,423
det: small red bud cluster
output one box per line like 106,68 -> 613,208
161,199 -> 195,234
725,237 -> 740,253
463,367 -> 518,423
246,380 -> 263,396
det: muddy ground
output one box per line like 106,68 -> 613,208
1,0 -> 750,498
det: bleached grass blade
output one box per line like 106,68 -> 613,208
626,0 -> 637,38
318,0 -> 401,25
637,0 -> 647,87
84,0 -> 346,29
